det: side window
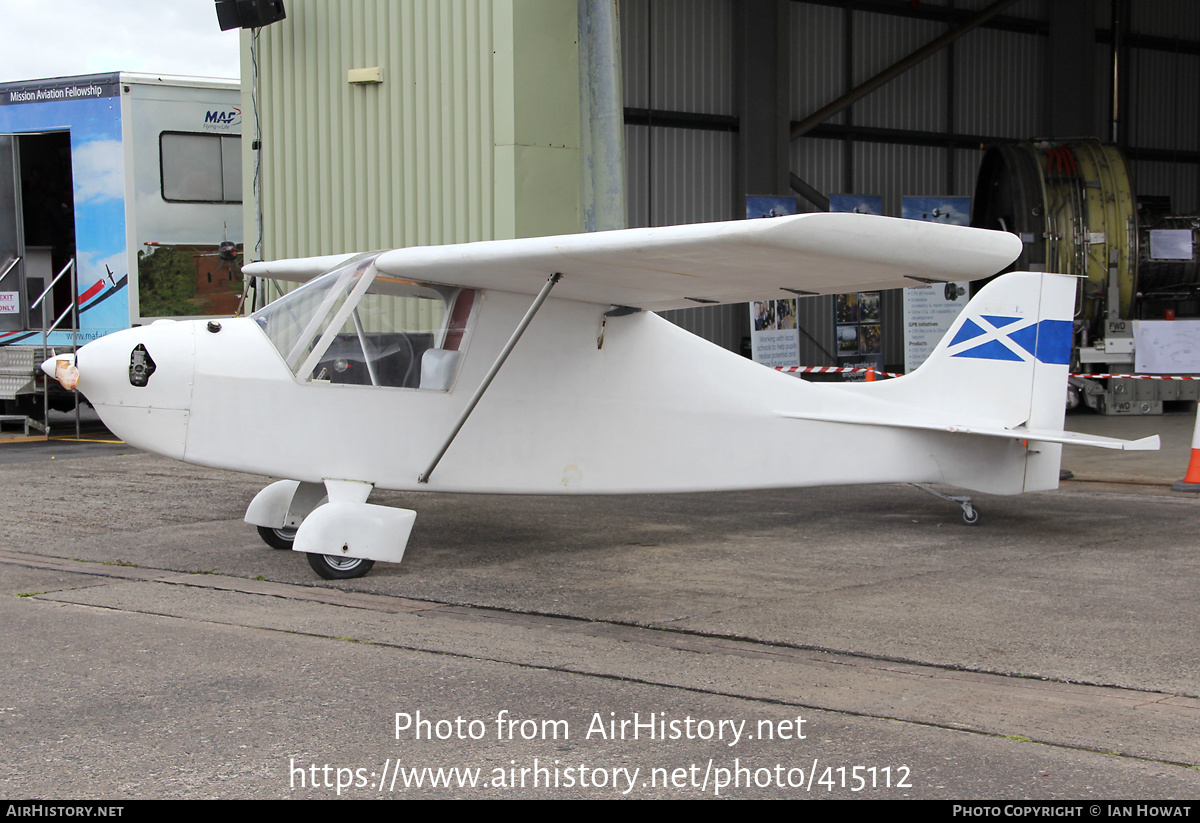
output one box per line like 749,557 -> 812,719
252,258 -> 477,392
160,132 -> 242,203
310,283 -> 475,391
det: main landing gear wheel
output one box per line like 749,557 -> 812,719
306,552 -> 375,580
257,525 -> 297,550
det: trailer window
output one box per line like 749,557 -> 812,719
160,132 -> 241,203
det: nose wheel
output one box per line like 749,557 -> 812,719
256,525 -> 375,578
256,525 -> 297,550
306,553 -> 375,579
248,480 -> 408,580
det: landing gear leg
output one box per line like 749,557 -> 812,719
911,484 -> 980,525
249,479 -> 414,580
246,479 -> 327,550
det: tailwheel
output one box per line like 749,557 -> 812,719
306,552 -> 375,580
911,483 -> 981,526
256,525 -> 297,550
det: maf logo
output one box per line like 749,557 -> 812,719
204,107 -> 242,127
949,315 -> 1071,365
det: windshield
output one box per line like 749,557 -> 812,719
253,253 -> 381,371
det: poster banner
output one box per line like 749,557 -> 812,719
747,196 -> 800,367
900,196 -> 970,225
830,196 -> 884,378
828,195 -> 882,216
901,196 -> 971,372
751,298 -> 801,367
745,195 -> 797,220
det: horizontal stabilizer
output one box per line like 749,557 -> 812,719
777,410 -> 1160,451
1022,430 -> 1160,451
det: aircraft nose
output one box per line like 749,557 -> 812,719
40,352 -> 79,390
69,322 -> 197,459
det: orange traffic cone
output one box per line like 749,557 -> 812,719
865,367 -> 875,382
1172,405 -> 1200,492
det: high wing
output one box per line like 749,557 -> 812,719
376,214 -> 1022,311
373,213 -> 1020,310
246,214 -> 1022,311
244,252 -> 360,283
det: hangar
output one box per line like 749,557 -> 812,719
234,0 -> 1200,411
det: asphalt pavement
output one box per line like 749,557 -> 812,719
0,409 -> 1198,799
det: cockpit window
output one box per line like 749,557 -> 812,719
252,256 -> 476,391
254,254 -> 379,371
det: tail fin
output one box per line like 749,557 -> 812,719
805,272 -> 1076,494
780,272 -> 1156,493
897,271 -> 1075,491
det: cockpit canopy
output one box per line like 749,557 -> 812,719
252,253 -> 477,391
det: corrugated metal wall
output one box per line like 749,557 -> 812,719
621,0 -> 736,231
621,0 -> 736,115
790,1 -> 1046,367
787,0 -> 1200,216
852,15 -> 949,133
1114,0 -> 1200,213
624,126 -> 735,228
621,0 -> 744,349
790,1 -> 1047,216
250,0 -> 497,261
621,0 -> 1200,364
248,1 -> 1200,358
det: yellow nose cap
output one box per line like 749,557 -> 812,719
39,353 -> 79,390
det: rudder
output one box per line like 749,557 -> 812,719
865,271 -> 1076,492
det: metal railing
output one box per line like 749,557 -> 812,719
0,256 -> 19,287
0,256 -> 42,437
30,258 -> 80,439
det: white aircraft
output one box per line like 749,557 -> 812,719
42,213 -> 1157,579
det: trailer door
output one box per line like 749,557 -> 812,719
0,135 -> 23,332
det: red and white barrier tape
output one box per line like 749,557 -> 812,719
1071,373 -> 1200,381
774,366 -> 1200,381
774,366 -> 903,378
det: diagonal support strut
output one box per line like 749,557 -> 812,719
418,272 -> 564,484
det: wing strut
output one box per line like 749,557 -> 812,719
418,272 -> 563,484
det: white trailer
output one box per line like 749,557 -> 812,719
0,72 -> 242,425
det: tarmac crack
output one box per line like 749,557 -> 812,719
6,547 -> 1197,701
26,592 -> 1200,774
